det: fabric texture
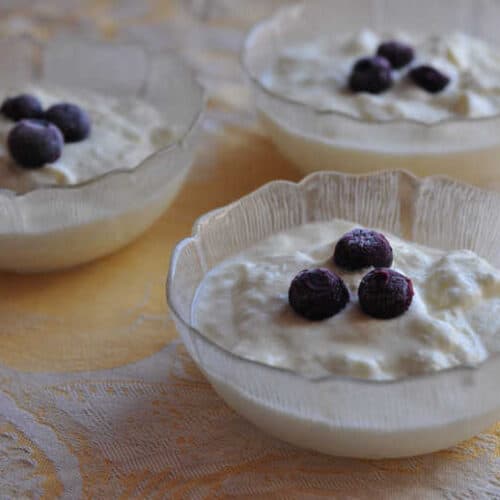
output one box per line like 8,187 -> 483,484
0,342 -> 500,499
1,341 -> 500,498
0,1 -> 499,498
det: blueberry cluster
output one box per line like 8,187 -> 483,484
1,94 -> 91,169
348,39 -> 450,95
288,228 -> 414,321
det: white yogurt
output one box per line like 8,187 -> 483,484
251,31 -> 500,189
193,219 -> 500,380
261,31 -> 500,123
0,85 -> 175,193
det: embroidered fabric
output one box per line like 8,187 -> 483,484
0,343 -> 498,498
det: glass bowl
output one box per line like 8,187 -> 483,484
242,0 -> 500,191
0,36 -> 204,272
167,170 -> 500,458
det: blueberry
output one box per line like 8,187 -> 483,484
349,56 -> 393,94
289,268 -> 349,321
45,102 -> 91,143
409,65 -> 450,93
358,268 -> 414,319
377,40 -> 415,69
1,94 -> 43,121
7,119 -> 63,169
334,229 -> 393,271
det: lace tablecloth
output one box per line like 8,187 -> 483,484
0,1 -> 499,498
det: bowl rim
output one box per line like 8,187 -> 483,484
241,0 -> 500,128
167,168 -> 500,386
0,34 -> 206,199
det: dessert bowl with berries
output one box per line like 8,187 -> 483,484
0,36 -> 203,272
243,0 -> 500,190
168,170 -> 500,458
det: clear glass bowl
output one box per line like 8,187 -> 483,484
167,170 -> 500,458
242,0 -> 500,191
0,36 -> 204,272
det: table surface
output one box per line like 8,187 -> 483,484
0,2 -> 499,498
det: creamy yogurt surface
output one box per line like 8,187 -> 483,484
260,30 -> 500,123
193,219 -> 500,380
0,85 -> 175,193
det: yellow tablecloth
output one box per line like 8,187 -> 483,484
0,2 -> 499,498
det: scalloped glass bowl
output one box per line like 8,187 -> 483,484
0,36 -> 204,272
168,170 -> 500,458
243,0 -> 500,191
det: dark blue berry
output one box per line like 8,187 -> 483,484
358,268 -> 414,319
7,119 -> 63,169
377,40 -> 415,70
334,229 -> 393,271
1,94 -> 43,121
409,65 -> 450,93
45,102 -> 91,143
289,268 -> 349,321
349,56 -> 393,94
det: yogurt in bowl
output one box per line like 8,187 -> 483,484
0,85 -> 177,194
168,170 -> 500,458
261,30 -> 500,123
193,220 -> 499,381
0,36 -> 204,272
243,0 -> 500,190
